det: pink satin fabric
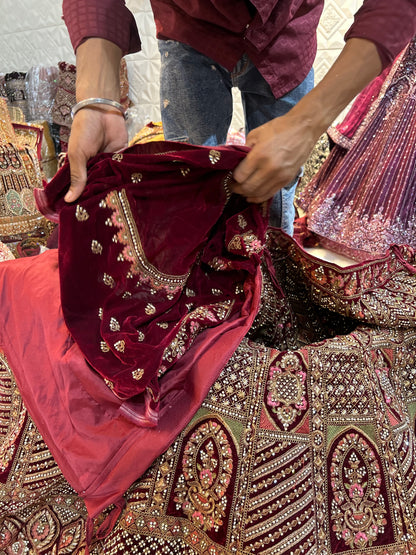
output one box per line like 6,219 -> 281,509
1,142 -> 267,518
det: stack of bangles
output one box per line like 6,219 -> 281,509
71,97 -> 127,120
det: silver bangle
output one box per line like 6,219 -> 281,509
71,97 -> 127,120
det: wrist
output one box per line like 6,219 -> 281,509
75,38 -> 122,102
71,98 -> 127,120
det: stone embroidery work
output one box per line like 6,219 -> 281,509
1,227 -> 416,554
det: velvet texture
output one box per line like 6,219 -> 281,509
35,141 -> 269,427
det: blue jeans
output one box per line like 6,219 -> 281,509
158,40 -> 314,234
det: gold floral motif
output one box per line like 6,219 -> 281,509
91,239 -> 103,255
103,273 -> 115,288
100,341 -> 110,353
105,218 -> 113,226
131,172 -> 142,183
112,153 -> 123,162
99,199 -> 107,208
138,331 -> 145,342
122,291 -> 132,299
132,369 -> 144,381
228,235 -> 242,251
209,149 -> 221,164
211,288 -> 222,296
75,205 -> 89,222
98,307 -> 103,320
114,340 -> 125,353
186,288 -> 196,297
156,322 -> 169,329
145,303 -> 156,315
180,167 -> 190,177
110,317 -> 120,332
104,378 -> 114,390
238,214 -> 247,229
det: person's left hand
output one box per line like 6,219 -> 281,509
232,112 -> 318,203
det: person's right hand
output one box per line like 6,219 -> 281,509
65,106 -> 128,203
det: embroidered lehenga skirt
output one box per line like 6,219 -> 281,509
0,142 -> 416,554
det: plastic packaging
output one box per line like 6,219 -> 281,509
25,65 -> 59,124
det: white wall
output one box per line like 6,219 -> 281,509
0,0 -> 361,128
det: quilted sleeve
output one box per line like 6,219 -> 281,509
62,0 -> 141,55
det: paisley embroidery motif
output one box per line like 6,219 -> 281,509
208,150 -> 221,165
75,205 -> 89,222
330,431 -> 388,550
5,189 -> 23,216
174,418 -> 234,533
91,239 -> 103,255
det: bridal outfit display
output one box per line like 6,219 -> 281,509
298,38 -> 416,262
0,141 -> 416,554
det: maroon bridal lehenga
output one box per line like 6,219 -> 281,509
298,37 -> 416,262
0,138 -> 416,554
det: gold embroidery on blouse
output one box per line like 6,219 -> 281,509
114,340 -> 125,352
103,273 -> 115,288
138,331 -> 145,342
105,189 -> 189,293
110,317 -> 120,332
98,307 -> 103,320
238,214 -> 247,229
145,303 -> 156,315
100,341 -> 110,353
180,167 -> 190,177
75,205 -> 89,222
132,368 -> 144,380
112,153 -> 123,162
91,239 -> 103,255
228,235 -> 242,251
131,172 -> 142,183
209,149 -> 221,164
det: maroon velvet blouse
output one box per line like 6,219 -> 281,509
36,141 -> 269,426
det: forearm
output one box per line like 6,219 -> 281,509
75,38 -> 123,103
289,38 -> 383,136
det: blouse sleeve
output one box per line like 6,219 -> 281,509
345,0 -> 416,68
62,0 -> 141,55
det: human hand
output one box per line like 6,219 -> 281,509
65,107 -> 128,202
232,113 -> 318,203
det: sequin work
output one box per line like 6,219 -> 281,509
298,38 -> 416,261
